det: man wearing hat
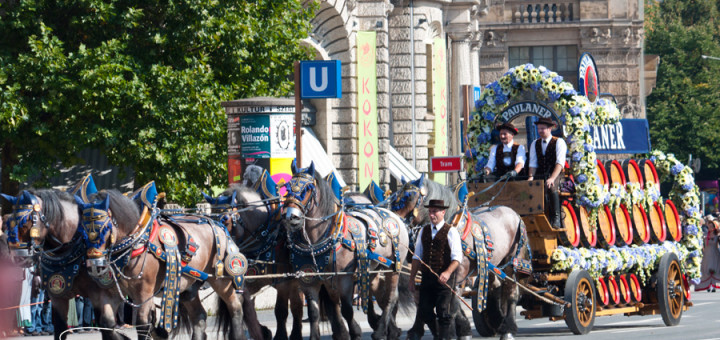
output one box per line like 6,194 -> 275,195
528,117 -> 567,228
408,199 -> 464,340
484,121 -> 526,178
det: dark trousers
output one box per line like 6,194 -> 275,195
418,273 -> 457,340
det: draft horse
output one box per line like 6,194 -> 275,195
203,181 -> 304,340
281,162 -> 410,340
75,189 -> 249,340
1,188 -> 127,340
392,175 -> 532,340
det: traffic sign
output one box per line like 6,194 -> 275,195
300,60 -> 342,99
430,156 -> 464,172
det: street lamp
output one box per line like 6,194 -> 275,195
702,55 -> 720,61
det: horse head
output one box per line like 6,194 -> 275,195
204,185 -> 269,241
76,190 -> 139,277
390,173 -> 427,225
1,190 -> 80,265
282,161 -> 319,232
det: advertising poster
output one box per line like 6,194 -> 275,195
270,157 -> 294,196
357,31 -> 379,190
432,37 -> 448,185
240,115 -> 271,158
270,114 -> 295,158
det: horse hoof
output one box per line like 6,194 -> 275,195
500,333 -> 515,340
458,336 -> 473,340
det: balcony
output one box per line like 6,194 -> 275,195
506,1 -> 579,23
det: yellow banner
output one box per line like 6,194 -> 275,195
432,37 -> 448,184
357,31 -> 379,190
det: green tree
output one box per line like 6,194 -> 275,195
645,0 -> 720,179
0,0 -> 314,205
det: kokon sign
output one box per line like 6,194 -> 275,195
430,156 -> 464,172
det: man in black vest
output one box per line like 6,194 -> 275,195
408,199 -> 463,340
528,117 -> 567,228
483,122 -> 526,178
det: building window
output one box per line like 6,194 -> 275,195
508,45 -> 578,85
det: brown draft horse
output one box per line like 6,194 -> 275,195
281,162 -> 411,340
75,189 -> 248,340
1,189 -> 128,340
392,176 -> 531,340
204,183 -> 303,340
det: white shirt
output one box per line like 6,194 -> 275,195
484,142 -> 526,173
412,220 -> 463,263
529,136 -> 567,169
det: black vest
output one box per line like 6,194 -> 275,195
535,137 -> 558,178
494,143 -> 520,176
421,223 -> 452,276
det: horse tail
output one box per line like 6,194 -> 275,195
318,284 -> 332,323
169,302 -> 192,338
215,297 -> 234,336
396,263 -> 415,315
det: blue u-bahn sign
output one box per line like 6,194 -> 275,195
300,60 -> 342,99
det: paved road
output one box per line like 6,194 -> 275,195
8,289 -> 720,339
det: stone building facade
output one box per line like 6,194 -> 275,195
303,0 -> 652,190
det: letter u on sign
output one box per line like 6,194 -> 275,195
301,60 -> 342,99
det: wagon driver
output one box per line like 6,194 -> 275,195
483,121 -> 526,178
408,199 -> 463,340
528,117 -> 567,229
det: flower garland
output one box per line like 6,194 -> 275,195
646,150 -> 704,280
465,63 -> 620,226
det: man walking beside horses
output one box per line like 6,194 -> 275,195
408,199 -> 464,340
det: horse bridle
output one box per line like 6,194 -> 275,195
4,196 -> 46,263
283,173 -> 317,222
78,204 -> 118,277
392,182 -> 427,224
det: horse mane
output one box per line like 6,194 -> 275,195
311,171 -> 338,217
89,190 -> 140,234
27,189 -> 76,242
419,178 -> 460,224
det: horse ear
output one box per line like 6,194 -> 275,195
0,193 -> 17,205
291,159 -> 298,175
101,195 -> 111,210
20,191 -> 35,205
308,161 -> 315,177
201,192 -> 216,205
400,176 -> 406,185
231,191 -> 238,206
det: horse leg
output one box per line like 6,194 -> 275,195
451,295 -> 473,340
337,278 -> 361,340
287,280 -> 304,340
50,298 -> 69,340
180,294 -> 208,340
134,297 -> 158,340
303,286 -> 322,340
209,279 -> 247,340
242,290 -> 271,340
498,280 -> 520,340
319,284 -> 349,340
371,273 -> 399,340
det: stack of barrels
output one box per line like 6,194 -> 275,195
560,158 -> 683,249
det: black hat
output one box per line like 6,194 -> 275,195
534,117 -> 557,128
496,122 -> 518,135
424,199 -> 449,210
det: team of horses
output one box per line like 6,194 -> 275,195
0,162 -> 531,340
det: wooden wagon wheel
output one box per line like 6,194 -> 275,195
626,273 -> 642,303
576,205 -> 597,248
648,202 -> 667,243
471,277 -> 497,337
656,253 -> 684,326
664,199 -> 682,242
596,205 -> 616,248
564,270 -> 596,335
614,204 -> 633,246
559,201 -> 581,247
631,204 -> 651,244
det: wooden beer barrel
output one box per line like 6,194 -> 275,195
576,205 -> 597,248
617,275 -> 632,305
631,203 -> 651,244
596,205 -> 617,248
596,159 -> 609,189
559,201 -> 581,247
604,160 -> 627,186
626,273 -> 642,302
664,199 -> 682,242
638,159 -> 660,192
596,278 -> 610,306
648,201 -> 667,243
622,159 -> 644,186
613,204 -> 634,246
605,275 -> 620,306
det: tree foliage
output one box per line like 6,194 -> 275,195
0,0 -> 314,205
645,0 -> 720,179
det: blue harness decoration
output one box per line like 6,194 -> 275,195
40,237 -> 85,297
157,225 -> 181,332
345,214 -> 371,313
